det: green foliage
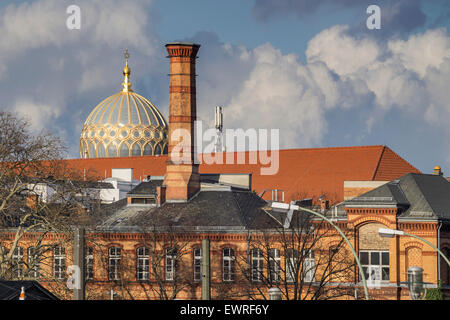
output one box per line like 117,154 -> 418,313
425,281 -> 444,300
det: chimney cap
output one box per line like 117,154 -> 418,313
434,165 -> 443,176
165,42 -> 201,48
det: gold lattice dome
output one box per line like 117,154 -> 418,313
80,50 -> 168,158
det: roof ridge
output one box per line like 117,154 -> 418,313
372,145 -> 386,180
64,145 -> 387,161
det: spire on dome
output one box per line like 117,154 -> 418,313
122,48 -> 132,92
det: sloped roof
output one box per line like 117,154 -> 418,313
346,173 -> 450,220
97,189 -> 275,232
64,145 -> 420,203
0,281 -> 59,300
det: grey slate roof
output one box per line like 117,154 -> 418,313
97,189 -> 276,232
345,173 -> 450,220
127,180 -> 163,196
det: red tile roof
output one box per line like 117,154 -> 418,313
63,145 -> 420,204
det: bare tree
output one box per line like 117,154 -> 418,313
234,206 -> 356,300
83,224 -> 197,300
0,111 -> 100,295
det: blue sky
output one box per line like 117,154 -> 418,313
0,0 -> 449,176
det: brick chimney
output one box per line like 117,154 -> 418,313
163,42 -> 201,202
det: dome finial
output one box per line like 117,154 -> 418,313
122,48 -> 132,92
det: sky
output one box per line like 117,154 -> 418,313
0,0 -> 450,175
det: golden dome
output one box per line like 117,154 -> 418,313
80,50 -> 168,159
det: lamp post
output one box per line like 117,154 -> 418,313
378,228 -> 450,268
379,227 -> 450,300
271,202 -> 370,300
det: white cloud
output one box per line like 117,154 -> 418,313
303,25 -> 450,126
306,25 -> 380,76
0,0 -> 161,157
13,99 -> 61,132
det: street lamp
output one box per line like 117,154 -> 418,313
379,227 -> 450,300
269,287 -> 282,300
407,266 -> 426,300
271,202 -> 370,300
378,228 -> 450,268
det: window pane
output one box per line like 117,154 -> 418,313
371,252 -> 380,265
382,267 -> 389,281
382,252 -> 389,265
360,252 -> 369,265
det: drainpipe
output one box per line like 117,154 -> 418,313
438,221 -> 442,284
201,239 -> 210,300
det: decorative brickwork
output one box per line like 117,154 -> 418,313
358,223 -> 390,250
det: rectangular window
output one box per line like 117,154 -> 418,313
165,248 -> 177,281
359,250 -> 389,282
137,247 -> 149,281
13,247 -> 24,279
251,249 -> 264,282
303,250 -> 315,282
27,247 -> 40,279
286,249 -> 297,283
53,246 -> 65,280
223,248 -> 235,282
194,248 -> 202,282
269,249 -> 281,284
109,247 -> 121,281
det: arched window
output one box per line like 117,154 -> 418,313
251,249 -> 264,282
107,143 -> 118,158
97,143 -> 106,158
223,248 -> 235,282
109,247 -> 121,280
154,144 -> 162,156
137,247 -> 149,281
143,143 -> 153,156
119,143 -> 130,157
132,143 -> 141,157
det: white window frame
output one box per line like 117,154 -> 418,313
13,247 -> 24,278
359,250 -> 389,284
137,247 -> 149,281
269,249 -> 281,284
286,249 -> 298,283
165,248 -> 177,281
223,248 -> 235,282
303,250 -> 315,283
251,248 -> 264,282
193,247 -> 202,282
53,246 -> 65,280
108,247 -> 121,281
27,247 -> 40,279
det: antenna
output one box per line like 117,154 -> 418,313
214,106 -> 225,152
